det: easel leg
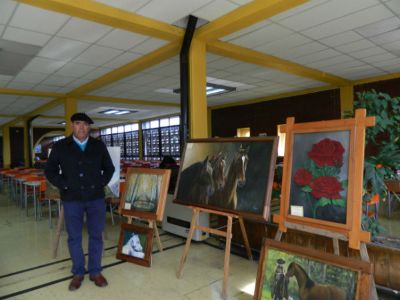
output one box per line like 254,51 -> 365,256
222,216 -> 233,300
177,209 -> 199,279
52,205 -> 64,259
333,238 -> 340,255
274,229 -> 282,241
360,243 -> 378,300
149,220 -> 163,252
238,216 -> 252,260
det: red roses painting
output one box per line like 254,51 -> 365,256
293,138 -> 347,223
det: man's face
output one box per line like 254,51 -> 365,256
72,120 -> 90,141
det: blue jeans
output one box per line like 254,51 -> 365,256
63,198 -> 106,276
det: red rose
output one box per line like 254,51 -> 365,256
308,138 -> 345,167
310,176 -> 342,199
294,169 -> 313,186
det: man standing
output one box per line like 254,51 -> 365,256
45,112 -> 115,291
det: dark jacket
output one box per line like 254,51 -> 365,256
45,135 -> 115,202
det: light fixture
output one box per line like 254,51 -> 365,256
99,109 -> 137,115
173,83 -> 236,96
58,121 -> 66,125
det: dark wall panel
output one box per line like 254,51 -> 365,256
212,89 -> 340,137
355,78 -> 400,97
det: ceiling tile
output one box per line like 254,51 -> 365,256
229,23 -> 293,48
40,74 -> 76,87
97,29 -> 148,51
292,49 -> 341,65
270,0 -> 329,22
23,57 -> 66,74
229,0 -> 251,4
370,28 -> 400,44
2,26 -> 51,46
208,57 -> 239,70
12,71 -> 48,84
0,74 -> 13,81
38,37 -> 90,61
302,5 -> 393,40
82,67 -> 113,79
137,0 -> 213,23
361,52 -> 397,63
33,84 -> 62,92
319,31 -> 364,47
220,20 -> 271,42
54,62 -> 97,77
350,46 -> 389,59
6,81 -> 36,89
277,0 -> 378,31
385,0 -> 400,16
95,0 -> 152,12
73,45 -> 123,66
193,0 -> 238,21
255,34 -> 311,55
9,3 -> 69,34
129,38 -> 168,54
57,17 -> 112,43
0,0 -> 16,25
370,57 -> 400,68
0,24 -> 4,36
277,42 -> 328,60
103,52 -> 142,69
308,55 -> 354,68
335,39 -> 376,53
0,94 -> 19,102
355,16 -> 400,37
381,40 -> 400,56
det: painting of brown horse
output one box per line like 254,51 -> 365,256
285,262 -> 346,300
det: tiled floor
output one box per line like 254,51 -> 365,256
0,189 -> 398,300
0,192 -> 257,300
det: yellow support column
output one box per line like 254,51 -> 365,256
22,118 -> 29,167
340,85 -> 354,118
2,126 -> 11,168
64,97 -> 77,136
189,38 -> 207,138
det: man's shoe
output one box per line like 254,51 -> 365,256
89,273 -> 108,287
68,275 -> 84,291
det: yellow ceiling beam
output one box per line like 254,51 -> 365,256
0,88 -> 64,98
16,0 -> 184,41
196,0 -> 308,41
208,41 -> 350,86
210,85 -> 335,110
81,95 -> 179,108
68,42 -> 180,97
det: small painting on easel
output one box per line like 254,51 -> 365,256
120,168 -> 171,221
116,223 -> 153,267
174,137 -> 278,221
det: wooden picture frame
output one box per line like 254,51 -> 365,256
174,137 -> 278,221
254,239 -> 371,300
120,168 -> 171,221
116,223 -> 153,267
273,109 -> 374,249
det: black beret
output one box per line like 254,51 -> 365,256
70,112 -> 93,124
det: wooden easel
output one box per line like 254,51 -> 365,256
125,215 -> 163,252
273,223 -> 378,300
176,206 -> 253,300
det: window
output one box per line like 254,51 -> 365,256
142,116 -> 180,161
237,127 -> 250,137
100,123 -> 139,160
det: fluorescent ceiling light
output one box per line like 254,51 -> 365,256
173,83 -> 236,97
99,109 -> 137,115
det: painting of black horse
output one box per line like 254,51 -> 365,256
174,138 -> 277,221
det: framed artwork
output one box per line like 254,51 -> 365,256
254,239 -> 371,300
273,109 -> 374,249
116,223 -> 153,267
174,137 -> 278,221
120,168 -> 171,221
